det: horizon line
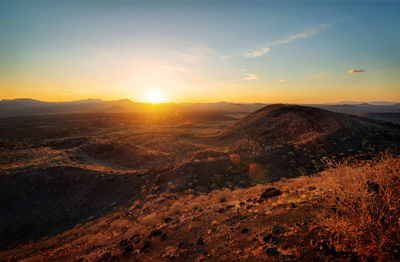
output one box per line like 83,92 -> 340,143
1,97 -> 400,105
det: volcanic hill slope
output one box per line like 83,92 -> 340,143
0,104 -> 400,261
218,104 -> 399,149
218,104 -> 349,145
210,104 -> 400,182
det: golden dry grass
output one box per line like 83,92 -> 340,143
316,152 -> 400,259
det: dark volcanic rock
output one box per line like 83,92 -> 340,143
119,239 -> 129,249
164,217 -> 172,223
122,245 -> 133,257
260,187 -> 281,200
272,224 -> 283,234
263,234 -> 274,243
149,229 -> 163,238
197,237 -> 204,246
264,246 -> 279,256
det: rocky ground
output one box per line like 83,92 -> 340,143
0,105 -> 399,261
0,174 -> 347,261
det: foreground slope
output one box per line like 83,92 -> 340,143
1,155 -> 399,261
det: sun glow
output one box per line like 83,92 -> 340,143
146,89 -> 163,103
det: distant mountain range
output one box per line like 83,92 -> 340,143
0,98 -> 400,118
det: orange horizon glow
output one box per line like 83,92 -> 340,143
2,94 -> 400,105
1,3 -> 400,106
2,64 -> 399,104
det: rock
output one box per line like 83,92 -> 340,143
98,252 -> 111,261
179,250 -> 189,258
197,237 -> 204,246
265,246 -> 279,256
263,234 -> 274,243
272,224 -> 283,234
217,208 -> 225,213
140,241 -> 151,253
161,233 -> 168,241
366,180 -> 380,194
246,205 -> 254,210
122,245 -> 133,257
260,187 -> 281,200
149,229 -> 163,238
162,246 -> 178,259
119,239 -> 129,249
179,242 -> 189,249
129,233 -> 140,241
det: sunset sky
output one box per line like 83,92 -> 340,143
1,1 -> 399,103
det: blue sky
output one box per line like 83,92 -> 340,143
0,1 -> 399,103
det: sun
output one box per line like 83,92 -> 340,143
146,90 -> 163,103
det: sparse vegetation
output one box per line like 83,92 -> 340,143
317,153 -> 400,260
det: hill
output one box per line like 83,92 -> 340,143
212,104 -> 400,181
217,104 -> 351,145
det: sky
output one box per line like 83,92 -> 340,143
0,1 -> 399,103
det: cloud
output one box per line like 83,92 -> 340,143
311,73 -> 329,79
278,79 -> 287,83
243,74 -> 259,80
175,43 -> 216,63
348,69 -> 365,74
245,20 -> 340,58
245,47 -> 271,58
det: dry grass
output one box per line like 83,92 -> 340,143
317,152 -> 400,260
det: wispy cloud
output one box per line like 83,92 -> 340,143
278,79 -> 287,83
243,73 -> 259,80
311,73 -> 329,79
245,19 -> 343,59
175,43 -> 216,63
348,69 -> 365,74
245,47 -> 271,59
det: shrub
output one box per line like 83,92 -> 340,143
318,152 -> 400,259
141,213 -> 160,227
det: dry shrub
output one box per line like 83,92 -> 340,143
141,212 -> 160,227
318,152 -> 400,259
214,188 -> 232,203
169,201 -> 185,215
